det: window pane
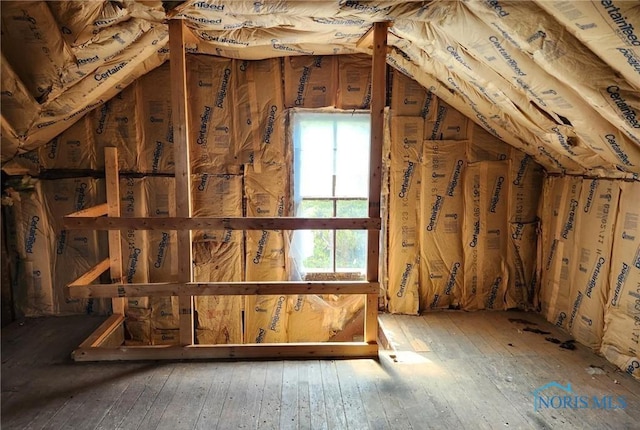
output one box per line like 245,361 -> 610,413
336,200 -> 367,217
335,118 -> 370,197
298,200 -> 333,272
336,230 -> 366,272
302,230 -> 334,271
299,199 -> 333,218
299,120 -> 334,197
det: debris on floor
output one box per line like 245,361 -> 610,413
523,327 -> 551,335
586,365 -> 605,375
508,318 -> 537,325
559,339 -> 576,350
545,337 -> 576,350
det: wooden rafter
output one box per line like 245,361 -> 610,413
356,26 -> 375,50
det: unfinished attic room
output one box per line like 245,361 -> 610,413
3,0 -> 640,428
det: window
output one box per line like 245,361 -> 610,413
292,111 -> 371,276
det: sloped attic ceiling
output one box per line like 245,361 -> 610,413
2,0 -> 639,178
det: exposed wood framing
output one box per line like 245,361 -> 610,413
78,314 -> 125,349
356,25 -> 374,50
67,281 -> 379,299
377,316 -> 392,350
365,22 -> 387,344
329,309 -> 365,342
68,20 -> 388,362
67,258 -> 110,288
169,19 -> 195,346
62,216 -> 381,231
65,203 -> 108,218
356,22 -> 394,53
72,342 -> 378,361
365,293 -> 378,344
105,147 -> 125,315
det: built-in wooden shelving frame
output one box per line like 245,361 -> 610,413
63,20 -> 388,361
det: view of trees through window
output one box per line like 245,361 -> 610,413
293,112 -> 370,273
299,199 -> 367,271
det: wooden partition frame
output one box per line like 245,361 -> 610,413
64,20 -> 387,362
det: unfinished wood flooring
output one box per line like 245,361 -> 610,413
2,311 -> 639,429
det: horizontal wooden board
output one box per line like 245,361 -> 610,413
67,281 -> 379,298
72,342 -> 379,361
62,216 -> 381,231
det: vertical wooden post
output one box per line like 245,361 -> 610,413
105,147 -> 125,315
366,22 -> 387,344
169,20 -> 194,346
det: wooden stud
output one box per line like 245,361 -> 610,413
72,342 -> 378,362
67,281 -> 379,299
105,147 -> 126,315
169,19 -> 194,346
65,203 -> 108,218
365,22 -> 388,346
78,314 -> 125,349
365,293 -> 379,344
62,216 -> 381,231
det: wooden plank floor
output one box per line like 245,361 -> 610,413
2,312 -> 639,430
